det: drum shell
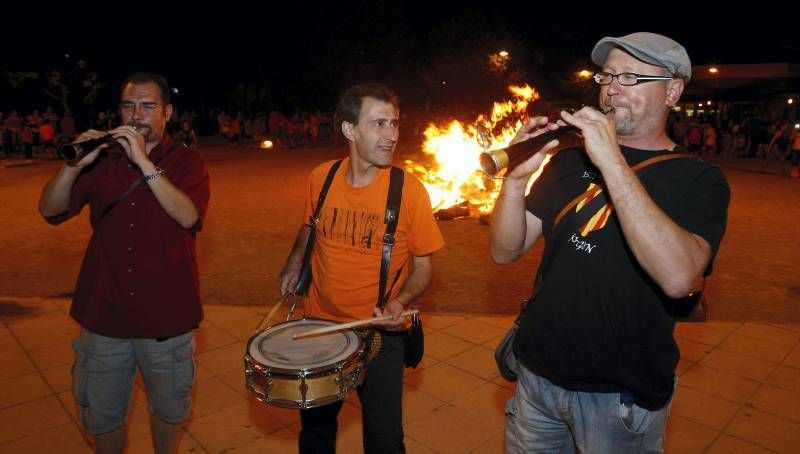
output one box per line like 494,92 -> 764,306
244,318 -> 368,409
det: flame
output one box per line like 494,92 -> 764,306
260,140 -> 274,149
405,84 -> 548,215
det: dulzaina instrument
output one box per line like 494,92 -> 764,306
479,105 -> 615,176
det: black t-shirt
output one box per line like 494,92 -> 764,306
514,146 -> 730,410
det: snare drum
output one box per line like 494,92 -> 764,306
244,318 -> 368,409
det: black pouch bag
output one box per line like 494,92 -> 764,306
494,317 -> 520,381
404,310 -> 424,368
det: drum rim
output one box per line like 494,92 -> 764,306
246,317 -> 347,342
245,317 -> 365,373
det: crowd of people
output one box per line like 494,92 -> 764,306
0,107 -> 72,160
6,94 -> 797,180
0,104 -> 343,163
207,109 -> 338,148
668,112 -> 800,177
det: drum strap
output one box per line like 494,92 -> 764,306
378,166 -> 405,309
294,159 -> 343,295
364,166 -> 405,360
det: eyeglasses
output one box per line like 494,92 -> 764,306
593,72 -> 675,86
119,101 -> 161,113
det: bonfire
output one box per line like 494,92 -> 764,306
405,84 -> 551,219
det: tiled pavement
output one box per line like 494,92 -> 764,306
1,297 -> 800,453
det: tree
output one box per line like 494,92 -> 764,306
423,11 -> 531,116
3,57 -> 107,130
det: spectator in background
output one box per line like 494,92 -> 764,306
268,111 -> 282,147
0,112 -> 7,157
243,115 -> 255,145
43,106 -> 60,133
21,124 -> 34,161
763,122 -> 791,176
701,123 -> 717,159
672,114 -> 687,147
309,110 -> 321,146
5,110 -> 22,154
687,120 -> 702,155
39,119 -> 57,159
176,120 -> 199,150
229,113 -> 242,145
61,111 -> 77,143
790,125 -> 800,179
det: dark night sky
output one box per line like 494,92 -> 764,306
5,1 -> 798,112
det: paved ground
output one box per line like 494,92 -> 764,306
1,297 -> 799,453
1,140 -> 799,453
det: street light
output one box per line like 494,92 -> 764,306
707,67 -> 720,116
489,51 -> 511,73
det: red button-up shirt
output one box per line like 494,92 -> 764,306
46,136 -> 210,338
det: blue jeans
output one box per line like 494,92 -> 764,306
71,329 -> 196,434
505,366 -> 673,454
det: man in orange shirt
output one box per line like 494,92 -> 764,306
279,83 -> 444,454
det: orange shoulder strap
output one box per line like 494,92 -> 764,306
553,153 -> 692,229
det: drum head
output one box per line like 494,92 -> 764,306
249,319 -> 361,370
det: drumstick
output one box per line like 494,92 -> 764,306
292,309 -> 419,340
257,294 -> 288,331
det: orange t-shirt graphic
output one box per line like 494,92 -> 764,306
575,183 -> 613,237
302,159 -> 445,322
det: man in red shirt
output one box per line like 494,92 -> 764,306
39,72 -> 210,454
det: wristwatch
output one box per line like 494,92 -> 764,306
144,167 -> 165,182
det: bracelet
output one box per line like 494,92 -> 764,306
144,167 -> 165,182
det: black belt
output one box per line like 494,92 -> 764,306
155,326 -> 197,342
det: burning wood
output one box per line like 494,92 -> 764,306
434,201 -> 470,221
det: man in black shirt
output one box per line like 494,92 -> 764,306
490,32 -> 730,453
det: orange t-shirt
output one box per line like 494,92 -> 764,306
303,158 -> 445,322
